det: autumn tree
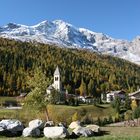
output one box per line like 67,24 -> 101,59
0,37 -> 140,96
79,78 -> 87,96
131,99 -> 137,111
24,68 -> 50,121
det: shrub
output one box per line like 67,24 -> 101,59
114,112 -> 120,122
103,117 -> 108,125
131,99 -> 137,111
108,115 -> 113,124
96,117 -> 102,126
72,112 -> 80,121
81,114 -> 93,124
133,107 -> 140,119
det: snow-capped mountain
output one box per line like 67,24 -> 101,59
0,20 -> 140,65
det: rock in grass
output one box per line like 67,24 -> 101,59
69,121 -> 81,129
0,119 -> 24,136
73,126 -> 94,137
22,127 -> 41,137
86,124 -> 100,133
44,126 -> 69,139
29,119 -> 44,129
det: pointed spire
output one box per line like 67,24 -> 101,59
54,66 -> 60,75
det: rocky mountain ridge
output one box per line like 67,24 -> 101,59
0,20 -> 140,65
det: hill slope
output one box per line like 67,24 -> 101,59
0,20 -> 140,65
0,38 -> 140,96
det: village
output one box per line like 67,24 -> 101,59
16,66 -> 140,106
1,66 -> 140,108
0,0 -> 140,139
0,66 -> 140,139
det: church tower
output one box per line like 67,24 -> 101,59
53,66 -> 61,91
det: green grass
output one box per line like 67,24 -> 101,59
47,104 -> 115,124
0,96 -> 17,108
0,104 -> 115,125
0,102 -> 139,140
0,109 -> 19,120
0,127 -> 140,140
0,97 -> 16,103
101,127 -> 140,137
50,103 -> 114,118
79,136 -> 140,140
0,96 -> 19,120
78,127 -> 140,140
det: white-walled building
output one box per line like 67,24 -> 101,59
46,66 -> 62,94
106,90 -> 126,103
53,66 -> 61,91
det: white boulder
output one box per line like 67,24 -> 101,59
22,127 -> 41,137
44,126 -> 69,139
0,119 -> 24,136
29,119 -> 44,129
69,121 -> 81,129
73,126 -> 94,137
86,124 -> 100,133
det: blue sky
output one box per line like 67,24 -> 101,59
0,0 -> 140,40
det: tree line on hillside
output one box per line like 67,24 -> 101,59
0,37 -> 140,96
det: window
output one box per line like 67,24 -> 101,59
55,77 -> 58,81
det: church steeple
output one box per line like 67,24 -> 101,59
53,66 -> 61,91
54,66 -> 60,75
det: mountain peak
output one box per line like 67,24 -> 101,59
32,20 -> 50,27
0,20 -> 140,65
53,20 -> 71,26
6,23 -> 21,29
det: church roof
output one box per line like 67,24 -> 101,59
54,66 -> 60,75
129,90 -> 140,97
47,85 -> 54,90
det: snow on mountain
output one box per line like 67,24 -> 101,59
0,20 -> 140,65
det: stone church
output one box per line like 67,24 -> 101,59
46,66 -> 62,94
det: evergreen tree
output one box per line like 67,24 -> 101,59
112,96 -> 121,114
88,79 -> 94,96
125,94 -> 131,110
133,107 -> 140,120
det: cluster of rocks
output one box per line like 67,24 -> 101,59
0,119 -> 100,138
69,121 -> 100,138
0,119 -> 24,137
23,119 -> 44,137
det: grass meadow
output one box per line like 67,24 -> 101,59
1,97 -> 139,139
0,127 -> 140,140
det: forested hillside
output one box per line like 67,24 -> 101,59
0,38 -> 140,96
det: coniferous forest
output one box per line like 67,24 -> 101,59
0,37 -> 140,96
